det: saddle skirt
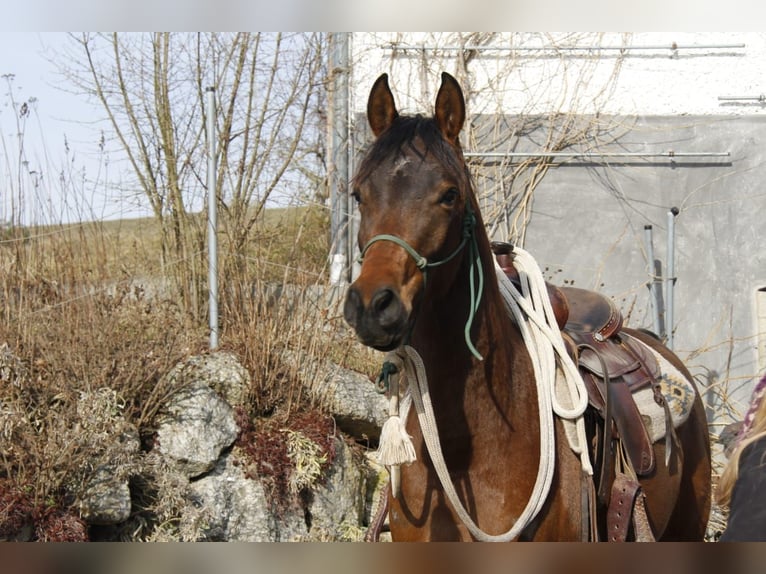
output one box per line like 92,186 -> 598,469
559,285 -> 695,461
566,328 -> 695,472
492,243 -> 695,477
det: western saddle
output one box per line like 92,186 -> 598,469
492,241 -> 676,541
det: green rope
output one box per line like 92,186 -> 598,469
376,360 -> 399,394
464,230 -> 484,361
359,234 -> 428,270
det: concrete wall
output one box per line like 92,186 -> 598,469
514,115 -> 766,424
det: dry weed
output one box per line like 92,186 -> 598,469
0,201 -> 373,540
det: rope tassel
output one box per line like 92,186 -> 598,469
376,414 -> 416,466
375,358 -> 416,471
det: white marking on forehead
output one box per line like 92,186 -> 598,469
393,156 -> 411,173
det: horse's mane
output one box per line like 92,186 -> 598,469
352,114 -> 468,190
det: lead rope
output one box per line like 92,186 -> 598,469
376,245 -> 592,541
495,248 -> 592,475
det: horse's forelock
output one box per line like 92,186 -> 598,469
353,114 -> 465,191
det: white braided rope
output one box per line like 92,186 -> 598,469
378,246 -> 592,541
494,248 -> 592,475
390,345 -> 553,542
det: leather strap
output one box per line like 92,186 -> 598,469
578,343 -> 618,506
607,473 -> 642,542
577,337 -> 656,477
607,377 -> 655,475
583,471 -> 600,541
606,471 -> 656,542
364,482 -> 390,542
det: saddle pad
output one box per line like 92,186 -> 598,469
556,335 -> 696,466
629,338 -> 696,443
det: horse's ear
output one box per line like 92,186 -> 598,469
367,73 -> 398,137
434,72 -> 465,144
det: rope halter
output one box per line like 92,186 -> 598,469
357,203 -> 484,360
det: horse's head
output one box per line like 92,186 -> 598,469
344,72 -> 477,352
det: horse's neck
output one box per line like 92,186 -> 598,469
410,246 -> 537,427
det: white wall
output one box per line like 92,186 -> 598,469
350,32 -> 766,117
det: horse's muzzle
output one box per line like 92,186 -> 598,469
343,284 -> 409,351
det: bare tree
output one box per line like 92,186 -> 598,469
359,32 -> 629,244
57,32 -> 326,317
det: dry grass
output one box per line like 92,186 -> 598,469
1,205 -> 328,282
0,204 -> 378,540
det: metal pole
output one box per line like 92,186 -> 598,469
644,225 -> 662,337
328,33 -> 350,286
718,94 -> 766,102
384,43 -> 745,53
665,207 -> 679,349
464,151 -> 729,159
206,86 -> 219,350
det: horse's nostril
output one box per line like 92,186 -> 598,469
345,284 -> 405,345
371,287 -> 402,328
371,288 -> 394,314
343,287 -> 362,328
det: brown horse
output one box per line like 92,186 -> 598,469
344,72 -> 711,541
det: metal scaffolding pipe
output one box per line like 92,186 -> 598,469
329,33 -> 350,286
718,94 -> 766,102
206,86 -> 219,350
385,43 -> 745,53
464,151 -> 730,159
644,225 -> 663,337
665,207 -> 679,349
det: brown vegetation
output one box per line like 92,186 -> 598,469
0,205 -> 373,540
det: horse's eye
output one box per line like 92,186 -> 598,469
351,190 -> 362,205
440,188 -> 459,207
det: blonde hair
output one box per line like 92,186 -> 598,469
716,395 -> 766,507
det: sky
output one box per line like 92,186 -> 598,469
0,33 -> 152,225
